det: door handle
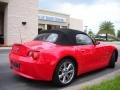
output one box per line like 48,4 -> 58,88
81,50 -> 86,52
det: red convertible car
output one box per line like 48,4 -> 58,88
9,29 -> 118,86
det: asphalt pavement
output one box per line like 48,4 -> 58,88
0,43 -> 120,90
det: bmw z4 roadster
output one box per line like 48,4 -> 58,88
9,29 -> 118,86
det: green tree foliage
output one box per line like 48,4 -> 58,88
88,30 -> 93,35
98,21 -> 115,40
88,30 -> 94,37
117,30 -> 120,38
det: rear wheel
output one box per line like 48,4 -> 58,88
109,51 -> 116,68
53,59 -> 76,86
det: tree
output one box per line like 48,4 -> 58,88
117,30 -> 120,39
88,30 -> 94,37
98,21 -> 115,41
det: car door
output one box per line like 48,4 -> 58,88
75,34 -> 99,74
94,43 -> 109,67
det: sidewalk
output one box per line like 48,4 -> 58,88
62,69 -> 120,90
0,47 -> 11,50
101,42 -> 120,49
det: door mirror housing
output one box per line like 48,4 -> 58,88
90,37 -> 100,45
95,41 -> 100,45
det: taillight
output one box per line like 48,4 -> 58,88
28,51 -> 39,60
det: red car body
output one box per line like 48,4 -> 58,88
9,29 -> 118,82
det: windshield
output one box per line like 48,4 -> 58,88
34,33 -> 58,43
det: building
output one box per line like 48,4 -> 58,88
0,0 -> 38,45
38,9 -> 83,33
70,18 -> 83,31
0,0 -> 83,45
38,9 -> 70,33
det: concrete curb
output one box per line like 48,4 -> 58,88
0,47 -> 11,50
61,58 -> 120,90
0,47 -> 11,53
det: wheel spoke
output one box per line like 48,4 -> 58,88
63,76 -> 66,83
67,70 -> 74,74
59,73 -> 64,79
66,74 -> 70,80
67,64 -> 72,70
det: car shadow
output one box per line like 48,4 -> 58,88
14,75 -> 62,90
12,67 -> 117,89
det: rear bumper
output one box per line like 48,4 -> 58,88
9,53 -> 55,81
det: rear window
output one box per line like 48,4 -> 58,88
34,33 -> 58,43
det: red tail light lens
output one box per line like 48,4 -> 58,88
28,51 -> 39,60
12,44 -> 29,56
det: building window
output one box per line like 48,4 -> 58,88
61,26 -> 68,29
38,24 -> 45,30
47,24 -> 60,30
38,24 -> 45,34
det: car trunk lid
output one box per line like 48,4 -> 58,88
11,41 -> 56,56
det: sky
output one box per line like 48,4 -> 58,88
38,0 -> 120,34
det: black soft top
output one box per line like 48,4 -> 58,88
38,29 -> 87,45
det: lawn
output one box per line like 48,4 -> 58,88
83,75 -> 120,90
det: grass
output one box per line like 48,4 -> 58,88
83,75 -> 120,90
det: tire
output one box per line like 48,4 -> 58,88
53,59 -> 76,87
109,51 -> 116,68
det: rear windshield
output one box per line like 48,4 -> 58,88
34,33 -> 58,43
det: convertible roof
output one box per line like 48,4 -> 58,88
38,29 -> 87,45
40,29 -> 86,35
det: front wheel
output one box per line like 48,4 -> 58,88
108,51 -> 116,68
53,59 -> 76,86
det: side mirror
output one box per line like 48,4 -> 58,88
91,37 -> 100,45
95,41 -> 100,45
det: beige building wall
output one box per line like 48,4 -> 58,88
0,0 -> 38,45
70,18 -> 83,31
0,0 -> 9,3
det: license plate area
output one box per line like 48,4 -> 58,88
12,62 -> 20,70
